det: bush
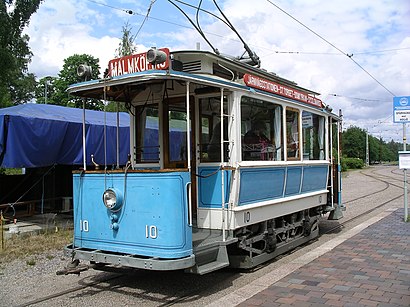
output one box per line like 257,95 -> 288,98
341,157 -> 364,171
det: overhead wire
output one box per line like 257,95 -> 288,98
211,0 -> 260,66
132,0 -> 157,43
167,0 -> 220,54
326,93 -> 387,102
263,47 -> 410,56
85,0 -> 402,104
85,0 -> 134,15
173,0 -> 231,28
85,0 -> 409,61
265,0 -> 397,97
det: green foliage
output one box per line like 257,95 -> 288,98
26,259 -> 36,266
342,126 -> 400,164
115,21 -> 138,58
49,54 -> 103,110
341,157 -> 364,171
104,101 -> 129,113
35,76 -> 56,104
34,21 -> 139,111
0,168 -> 23,175
342,126 -> 366,159
0,0 -> 42,106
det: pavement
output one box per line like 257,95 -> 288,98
208,208 -> 410,307
2,188 -> 409,306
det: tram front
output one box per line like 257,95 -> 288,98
65,48 -> 209,271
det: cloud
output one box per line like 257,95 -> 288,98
24,0 -> 410,141
25,0 -> 121,78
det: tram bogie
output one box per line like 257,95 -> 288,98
64,47 -> 343,275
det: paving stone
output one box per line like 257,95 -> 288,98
239,209 -> 410,306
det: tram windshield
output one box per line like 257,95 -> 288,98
135,106 -> 160,163
134,98 -> 189,168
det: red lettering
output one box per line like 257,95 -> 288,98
243,74 -> 322,108
107,48 -> 170,77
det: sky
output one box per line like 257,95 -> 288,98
23,0 -> 410,142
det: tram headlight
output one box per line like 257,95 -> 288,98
102,188 -> 123,211
147,47 -> 167,65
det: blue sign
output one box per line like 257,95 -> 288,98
393,96 -> 410,123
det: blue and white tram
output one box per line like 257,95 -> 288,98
65,47 -> 343,274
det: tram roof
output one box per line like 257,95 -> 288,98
68,49 -> 321,102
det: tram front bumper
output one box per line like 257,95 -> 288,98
64,244 -> 196,271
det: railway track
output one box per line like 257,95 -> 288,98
322,166 -> 403,233
15,166 -> 405,307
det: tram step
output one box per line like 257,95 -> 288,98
196,259 -> 229,275
188,244 -> 230,275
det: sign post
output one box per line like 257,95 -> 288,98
399,151 -> 410,221
395,96 -> 410,222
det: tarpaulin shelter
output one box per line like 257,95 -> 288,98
0,104 -> 130,168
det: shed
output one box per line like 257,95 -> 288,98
0,104 -> 130,168
0,104 -> 130,216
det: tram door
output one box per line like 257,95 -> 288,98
162,97 -> 197,216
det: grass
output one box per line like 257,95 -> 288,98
0,229 -> 73,265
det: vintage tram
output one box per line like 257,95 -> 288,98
64,47 -> 343,274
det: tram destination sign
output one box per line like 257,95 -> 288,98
108,48 -> 170,77
244,74 -> 322,108
393,96 -> 410,123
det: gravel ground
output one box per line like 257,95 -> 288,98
0,165 -> 404,307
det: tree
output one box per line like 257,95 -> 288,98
342,126 -> 399,163
51,54 -> 103,110
35,76 -> 56,104
105,21 -> 138,113
0,0 -> 42,107
342,126 -> 366,159
115,21 -> 138,58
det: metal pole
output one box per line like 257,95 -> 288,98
45,80 -> 48,104
404,170 -> 408,222
186,82 -> 192,227
365,129 -> 369,166
1,211 -> 4,251
82,99 -> 87,170
404,123 -> 408,222
116,102 -> 120,169
220,88 -> 226,242
186,82 -> 191,171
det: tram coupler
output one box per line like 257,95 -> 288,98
56,259 -> 89,276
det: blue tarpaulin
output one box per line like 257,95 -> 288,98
0,104 -> 130,168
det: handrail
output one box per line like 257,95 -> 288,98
220,88 -> 226,242
186,182 -> 192,226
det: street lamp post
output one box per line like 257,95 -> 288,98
44,76 -> 52,104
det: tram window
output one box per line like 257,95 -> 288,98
199,97 -> 229,162
286,108 -> 300,160
135,106 -> 160,163
168,110 -> 188,163
302,111 -> 325,160
241,97 -> 282,161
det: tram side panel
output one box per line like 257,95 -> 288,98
196,164 -> 329,230
235,165 -> 329,225
72,172 -> 193,259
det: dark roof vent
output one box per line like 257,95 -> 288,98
182,60 -> 202,72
